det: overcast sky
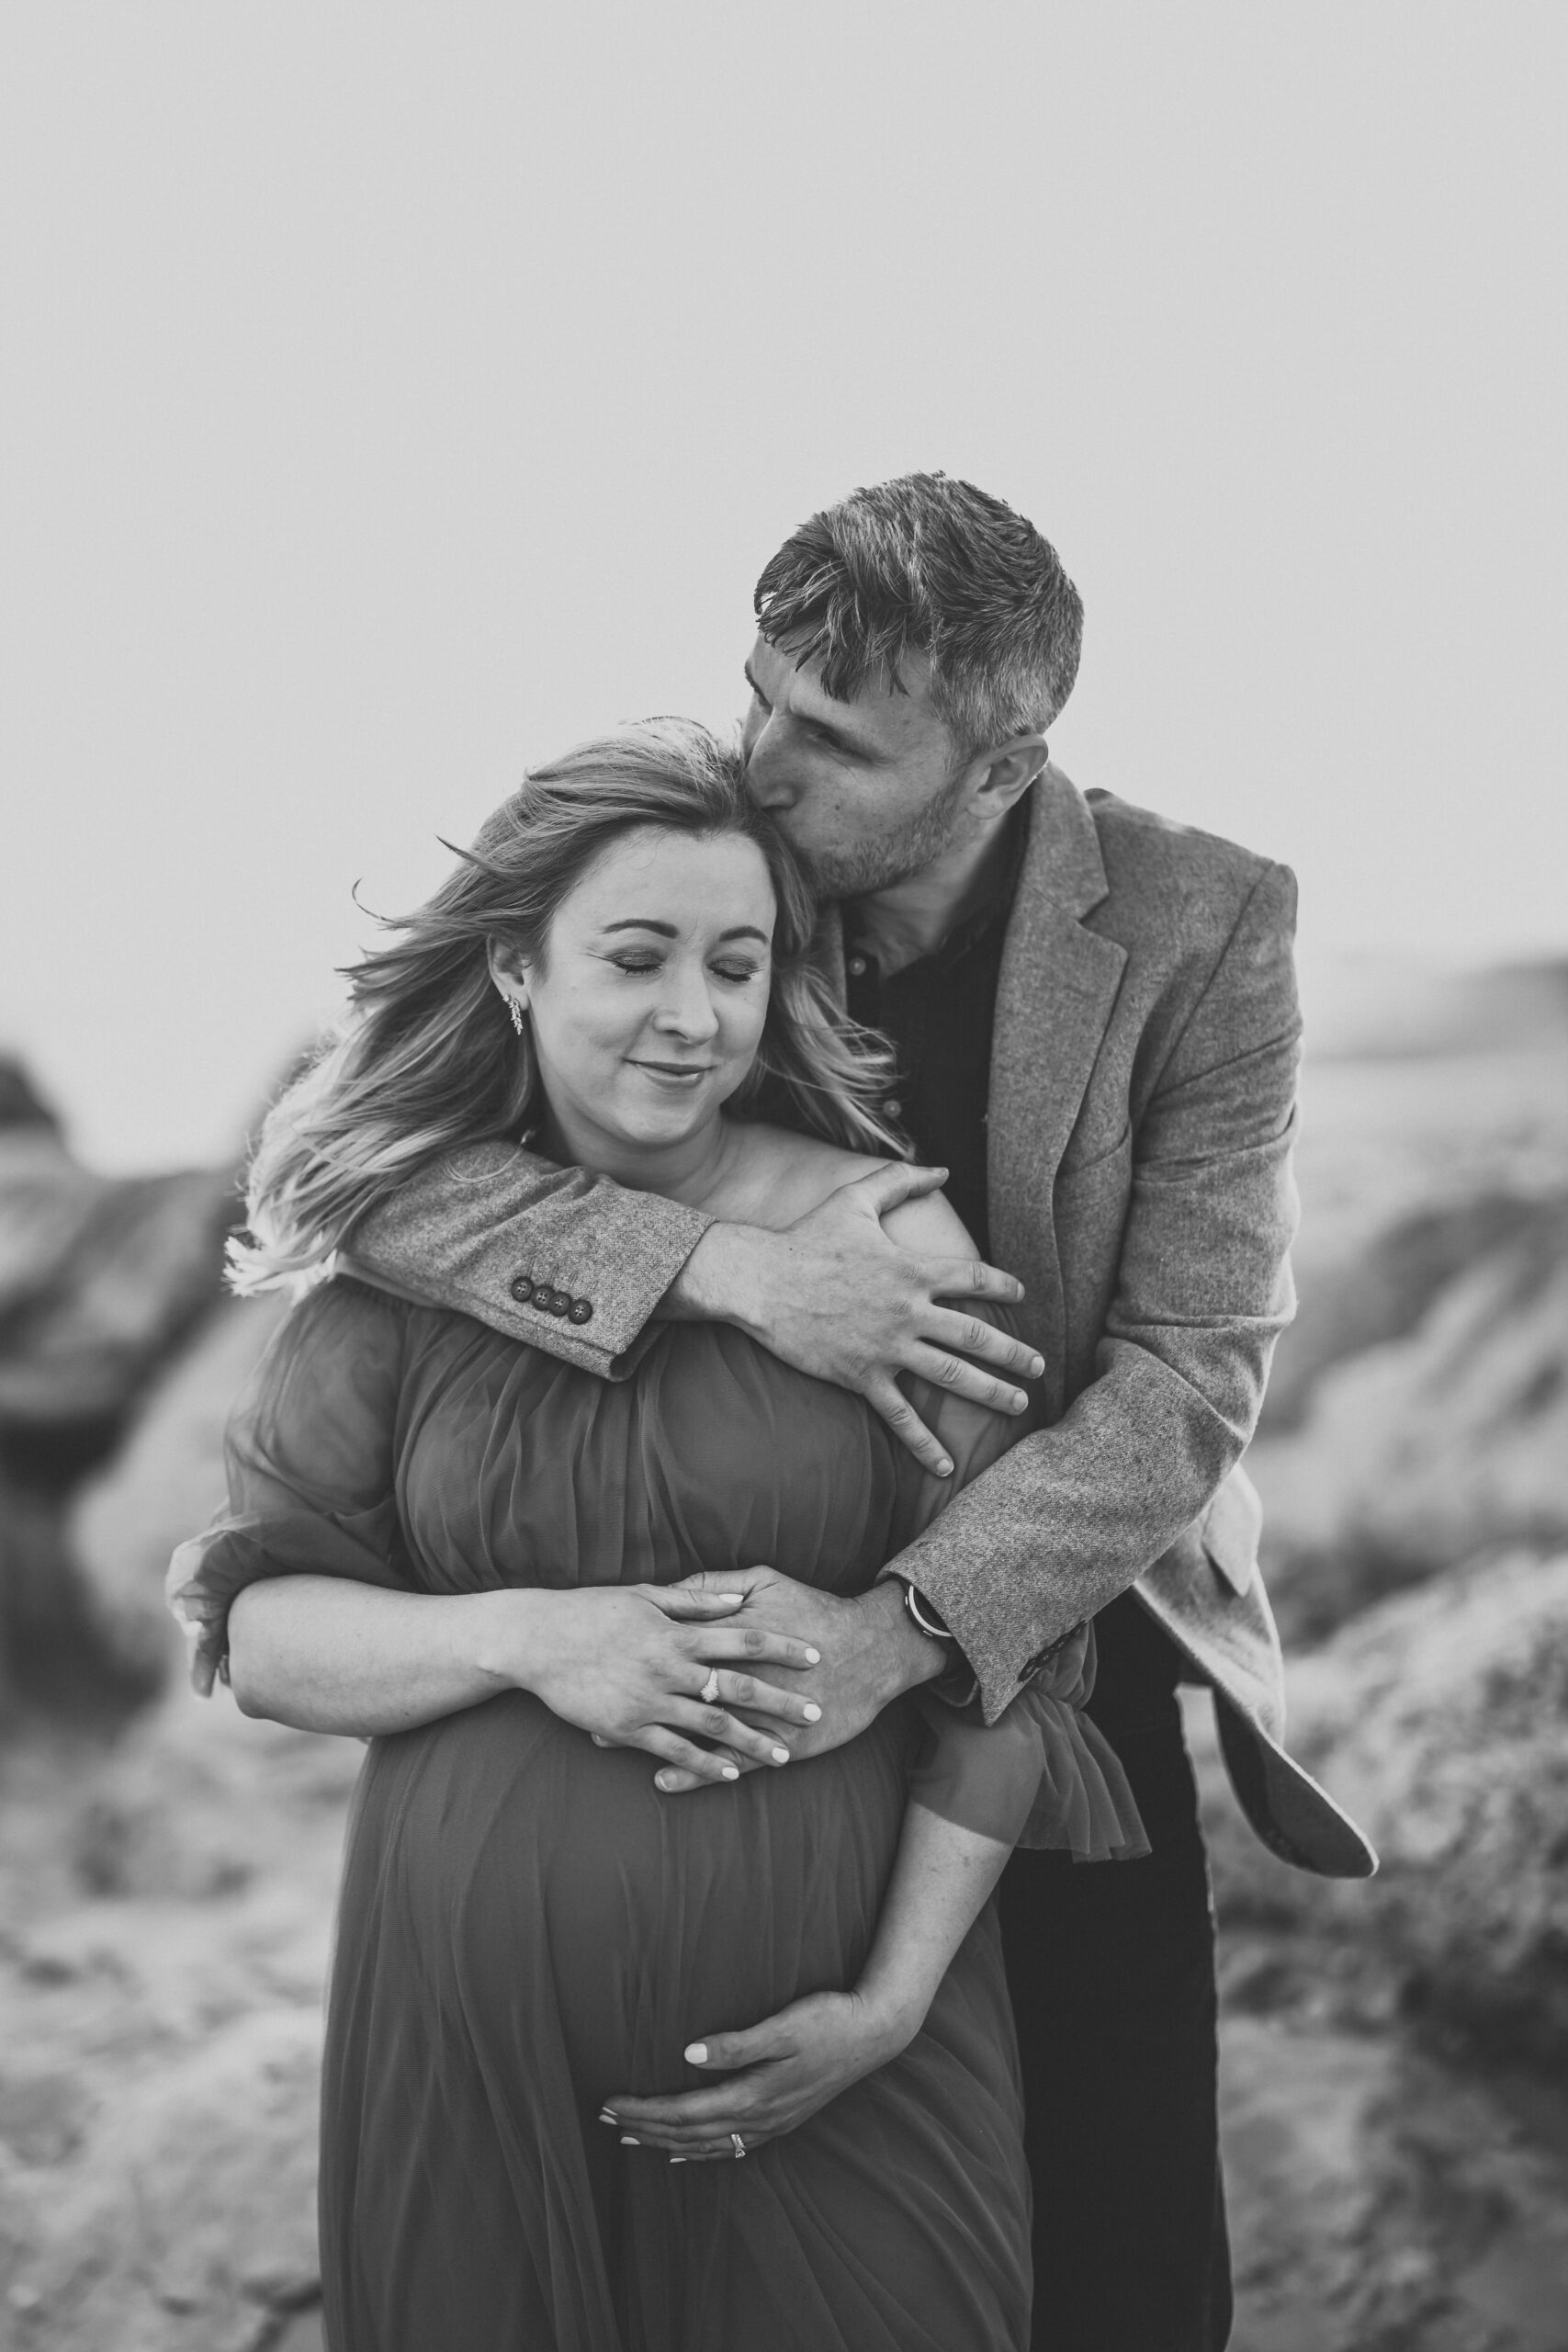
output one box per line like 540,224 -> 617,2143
3,4 -> 1564,1170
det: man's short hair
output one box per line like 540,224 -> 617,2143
753,473 -> 1084,755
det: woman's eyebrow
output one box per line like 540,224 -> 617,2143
598,920 -> 769,944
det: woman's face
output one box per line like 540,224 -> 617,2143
502,825 -> 777,1171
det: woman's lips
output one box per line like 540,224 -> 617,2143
628,1060 -> 715,1085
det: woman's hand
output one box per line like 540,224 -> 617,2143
509,1582 -> 824,1786
599,1990 -> 914,2159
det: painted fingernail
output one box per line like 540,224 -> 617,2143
670,2156 -> 687,2165
770,1745 -> 789,1764
802,1703 -> 822,1723
720,1765 -> 739,1781
620,2134 -> 640,2146
805,1646 -> 821,1664
598,2108 -> 615,2124
685,2042 -> 708,2064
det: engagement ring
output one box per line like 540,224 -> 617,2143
700,1668 -> 722,1705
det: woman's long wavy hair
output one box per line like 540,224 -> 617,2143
232,718 -> 905,1294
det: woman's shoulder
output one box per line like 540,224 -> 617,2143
258,1269 -> 417,1371
724,1125 -> 977,1254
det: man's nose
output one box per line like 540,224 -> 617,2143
742,715 -> 796,809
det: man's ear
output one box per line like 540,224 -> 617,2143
964,734 -> 1050,817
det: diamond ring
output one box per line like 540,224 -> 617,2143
731,2132 -> 747,2159
700,1668 -> 722,1705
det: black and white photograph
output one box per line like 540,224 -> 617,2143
2,7 -> 1565,2348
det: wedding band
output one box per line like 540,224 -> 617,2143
700,1668 -> 722,1705
731,2132 -> 747,2159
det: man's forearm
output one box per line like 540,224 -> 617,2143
347,1143 -> 710,1375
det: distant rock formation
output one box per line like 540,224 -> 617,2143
68,1295 -> 290,1690
1251,1193 -> 1568,1640
0,1118 -> 237,1476
1208,1548 -> 1568,2071
0,1058 -> 242,1708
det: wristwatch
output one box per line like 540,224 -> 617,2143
898,1577 -> 955,1644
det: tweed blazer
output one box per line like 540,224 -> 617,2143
349,767 -> 1375,1879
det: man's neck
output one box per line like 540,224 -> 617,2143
849,811 -> 1018,978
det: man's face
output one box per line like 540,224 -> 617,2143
739,636 -> 971,899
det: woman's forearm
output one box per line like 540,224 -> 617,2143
854,1801 -> 1013,2046
227,1577 -> 525,1735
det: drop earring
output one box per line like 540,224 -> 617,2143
506,997 -> 525,1037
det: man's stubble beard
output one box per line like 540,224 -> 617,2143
788,770 -> 972,903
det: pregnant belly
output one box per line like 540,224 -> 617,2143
333,1689 -> 915,2107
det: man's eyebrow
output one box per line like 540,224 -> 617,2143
745,659 -> 882,761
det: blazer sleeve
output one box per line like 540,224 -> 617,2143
342,1140 -> 712,1380
165,1277 -> 419,1693
885,861 -> 1302,1722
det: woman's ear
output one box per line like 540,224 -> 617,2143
487,939 -> 529,1009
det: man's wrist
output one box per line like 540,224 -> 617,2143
865,1577 -> 946,1696
665,1222 -> 774,1339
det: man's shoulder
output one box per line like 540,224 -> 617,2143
1086,786 -> 1278,898
1074,786 -> 1292,964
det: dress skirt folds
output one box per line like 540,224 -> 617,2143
169,1279 -> 1145,2352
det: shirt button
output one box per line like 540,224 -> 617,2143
509,1276 -> 536,1305
847,954 -> 868,977
569,1298 -> 594,1325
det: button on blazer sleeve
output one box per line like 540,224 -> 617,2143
885,861 -> 1303,1723
344,1141 -> 712,1378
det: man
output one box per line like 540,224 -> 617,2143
347,474 -> 1372,2351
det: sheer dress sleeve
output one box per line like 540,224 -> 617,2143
165,1276 -> 418,1694
894,1313 -> 1148,1864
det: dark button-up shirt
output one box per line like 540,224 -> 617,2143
841,820 -> 1022,1261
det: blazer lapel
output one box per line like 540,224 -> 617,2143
988,767 -> 1128,1419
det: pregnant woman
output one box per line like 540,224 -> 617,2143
169,720 -> 1143,2352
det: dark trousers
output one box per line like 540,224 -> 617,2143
999,1696 -> 1231,2352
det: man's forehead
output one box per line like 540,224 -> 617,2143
748,634 -> 940,750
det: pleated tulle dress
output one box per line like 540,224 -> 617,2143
169,1276 -> 1144,2352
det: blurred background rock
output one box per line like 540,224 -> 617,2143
0,955 -> 1565,2351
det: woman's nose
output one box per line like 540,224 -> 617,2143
651,967 -> 719,1041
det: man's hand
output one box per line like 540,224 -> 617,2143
671,1163 -> 1043,1476
511,1583 -> 823,1788
645,1570 -> 944,1797
600,1990 -> 910,2158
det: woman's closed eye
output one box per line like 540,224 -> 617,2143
604,953 -> 761,985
